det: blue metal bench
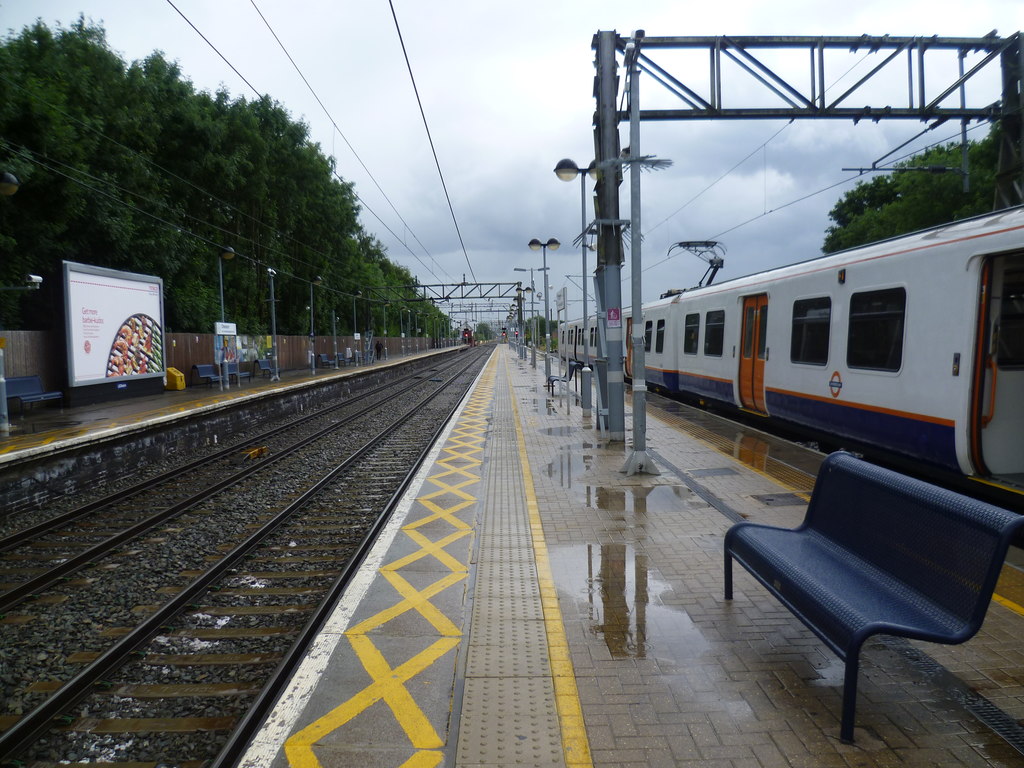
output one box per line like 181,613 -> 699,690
225,361 -> 250,384
5,375 -> 63,410
253,359 -> 273,378
190,364 -> 221,387
316,353 -> 337,368
546,359 -> 581,394
724,451 -> 1024,742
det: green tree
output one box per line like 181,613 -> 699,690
823,128 -> 1000,253
0,18 -> 415,339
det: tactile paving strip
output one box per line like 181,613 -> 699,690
457,677 -> 564,766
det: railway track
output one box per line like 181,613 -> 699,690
0,346 -> 490,766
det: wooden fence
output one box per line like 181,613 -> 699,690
1,331 -> 434,391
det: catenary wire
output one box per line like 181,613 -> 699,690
163,0 -> 443,282
247,0 -> 443,281
387,0 -> 477,282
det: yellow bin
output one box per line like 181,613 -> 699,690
165,367 -> 185,391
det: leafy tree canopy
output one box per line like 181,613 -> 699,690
822,127 -> 999,253
0,19 -> 443,337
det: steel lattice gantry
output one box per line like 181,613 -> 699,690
589,31 -> 1023,443
612,33 -> 1023,208
363,282 -> 523,304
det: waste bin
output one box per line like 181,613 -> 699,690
165,367 -> 185,390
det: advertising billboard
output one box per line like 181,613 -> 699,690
63,261 -> 165,387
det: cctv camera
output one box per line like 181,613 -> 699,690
24,274 -> 42,286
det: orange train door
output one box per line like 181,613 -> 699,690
738,294 -> 768,413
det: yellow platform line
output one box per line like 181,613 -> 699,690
504,353 -> 593,767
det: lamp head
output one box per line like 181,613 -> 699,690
546,238 -> 560,251
220,246 -> 235,261
0,172 -> 20,196
554,158 -> 579,182
267,267 -> 277,277
313,275 -> 322,286
528,238 -> 542,251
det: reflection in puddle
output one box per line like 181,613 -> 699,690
579,483 -> 691,515
544,444 -> 594,487
551,542 -> 710,661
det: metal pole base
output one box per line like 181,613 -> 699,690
622,449 -> 661,476
581,366 -> 593,419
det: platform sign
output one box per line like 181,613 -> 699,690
63,261 -> 165,387
606,306 -> 621,328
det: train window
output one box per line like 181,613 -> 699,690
998,268 -> 1024,367
655,319 -> 666,353
644,320 -> 653,352
684,313 -> 700,354
791,297 -> 831,365
757,306 -> 768,360
704,310 -> 724,356
742,306 -> 755,358
847,288 -> 906,371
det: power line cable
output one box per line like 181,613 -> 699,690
163,0 -> 442,282
387,0 -> 476,282
247,0 -> 443,280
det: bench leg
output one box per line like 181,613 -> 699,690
840,653 -> 860,743
724,550 -> 733,600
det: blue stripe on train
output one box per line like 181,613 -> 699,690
765,390 -> 959,472
648,367 -> 958,473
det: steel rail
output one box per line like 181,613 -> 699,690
0,348 -> 486,763
209,348 -> 486,768
0,357 -> 448,554
0,356 -> 468,614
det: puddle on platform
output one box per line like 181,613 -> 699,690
549,542 -> 710,660
541,426 -> 577,437
544,443 -> 595,487
577,483 -> 691,515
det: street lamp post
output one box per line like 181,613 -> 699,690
512,267 -> 539,368
554,159 -> 598,417
309,275 -> 321,376
528,238 -> 559,378
331,311 -> 339,368
216,247 -> 236,392
352,290 -> 362,365
267,268 -> 280,381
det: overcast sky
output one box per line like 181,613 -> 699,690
4,0 -> 1022,323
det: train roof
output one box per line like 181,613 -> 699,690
643,203 -> 1024,308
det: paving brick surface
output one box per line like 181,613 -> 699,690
501,347 -> 1024,767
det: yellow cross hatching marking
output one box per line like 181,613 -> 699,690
285,634 -> 461,767
285,354 -> 496,768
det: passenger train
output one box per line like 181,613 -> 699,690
562,205 -> 1024,494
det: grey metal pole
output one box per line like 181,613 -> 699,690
0,346 -> 9,436
595,30 -> 626,441
268,269 -> 280,381
542,246 -> 551,379
580,172 -> 592,418
309,282 -> 316,376
217,256 -> 227,392
332,311 -> 338,368
623,31 -> 658,476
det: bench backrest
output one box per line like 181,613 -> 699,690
5,375 -> 43,397
193,364 -> 217,376
256,359 -> 272,370
805,452 -> 1024,629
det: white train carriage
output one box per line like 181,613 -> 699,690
564,206 -> 1024,489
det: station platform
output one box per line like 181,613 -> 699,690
236,345 -> 1024,768
0,351 -> 438,464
